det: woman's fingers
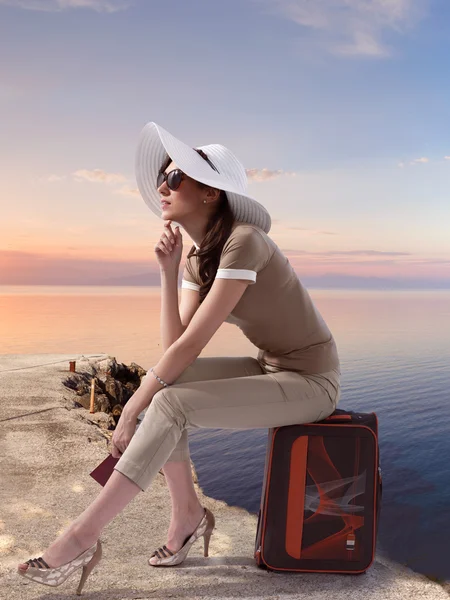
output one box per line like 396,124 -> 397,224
113,439 -> 124,456
155,220 -> 181,258
166,220 -> 181,244
156,241 -> 170,255
163,220 -> 176,244
155,234 -> 172,255
111,445 -> 120,458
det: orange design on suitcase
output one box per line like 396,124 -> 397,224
285,434 -> 365,560
286,436 -> 308,558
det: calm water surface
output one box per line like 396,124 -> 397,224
1,285 -> 449,581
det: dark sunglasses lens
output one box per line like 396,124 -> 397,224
167,170 -> 182,190
157,170 -> 182,190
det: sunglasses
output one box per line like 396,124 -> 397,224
157,148 -> 220,191
157,168 -> 185,191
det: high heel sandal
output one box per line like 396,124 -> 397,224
17,539 -> 102,596
148,507 -> 215,567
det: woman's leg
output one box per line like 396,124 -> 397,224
159,429 -> 205,553
19,469 -> 141,570
157,459 -> 204,560
18,356 -> 262,571
142,356 -> 265,558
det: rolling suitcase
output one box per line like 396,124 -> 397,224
254,408 -> 382,574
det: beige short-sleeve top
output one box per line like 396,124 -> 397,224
181,221 -> 340,376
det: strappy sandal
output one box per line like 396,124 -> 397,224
148,507 -> 215,567
17,539 -> 102,595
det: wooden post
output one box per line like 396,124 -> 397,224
69,360 -> 76,372
90,378 -> 96,414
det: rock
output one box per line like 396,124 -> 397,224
105,357 -> 145,382
128,361 -> 147,381
62,372 -> 85,392
76,392 -> 112,413
111,404 -> 123,426
62,360 -> 146,416
104,375 -> 126,405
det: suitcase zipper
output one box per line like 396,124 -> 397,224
346,532 -> 356,551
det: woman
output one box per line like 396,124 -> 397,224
17,122 -> 341,593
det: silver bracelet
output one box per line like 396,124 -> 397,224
149,367 -> 170,387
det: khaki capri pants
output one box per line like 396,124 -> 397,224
114,356 -> 341,492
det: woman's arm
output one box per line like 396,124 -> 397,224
160,269 -> 185,352
123,276 -> 249,421
122,340 -> 198,420
122,272 -> 250,424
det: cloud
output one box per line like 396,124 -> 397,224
0,248 -> 160,286
254,0 -> 427,58
284,225 -> 338,235
37,174 -> 66,183
334,30 -> 389,57
113,185 -> 141,197
73,169 -> 128,184
398,156 -> 430,167
410,157 -> 429,164
38,167 -> 141,197
445,156 -> 450,161
284,249 -> 412,257
324,250 -> 411,257
246,168 -> 297,181
0,0 -> 131,12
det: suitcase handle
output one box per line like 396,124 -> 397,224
323,415 -> 352,421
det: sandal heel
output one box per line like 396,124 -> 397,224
76,540 -> 102,595
148,507 -> 216,567
203,528 -> 213,557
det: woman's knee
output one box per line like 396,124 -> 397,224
143,388 -> 187,430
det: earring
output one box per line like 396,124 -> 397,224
203,200 -> 207,204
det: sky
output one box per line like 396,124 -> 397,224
1,0 -> 450,289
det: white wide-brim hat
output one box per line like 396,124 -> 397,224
135,122 -> 272,234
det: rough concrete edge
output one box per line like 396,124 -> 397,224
61,356 -> 450,593
7,352 -> 449,594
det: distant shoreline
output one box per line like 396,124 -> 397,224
1,285 -> 450,293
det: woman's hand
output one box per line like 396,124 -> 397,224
155,220 -> 183,272
110,411 -> 138,458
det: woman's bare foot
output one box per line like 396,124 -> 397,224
149,505 -> 205,564
17,524 -> 98,572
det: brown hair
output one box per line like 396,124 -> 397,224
160,152 -> 236,305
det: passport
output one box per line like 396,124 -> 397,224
89,454 -> 120,486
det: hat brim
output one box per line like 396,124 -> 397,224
135,122 -> 271,233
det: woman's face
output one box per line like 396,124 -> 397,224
158,160 -> 204,220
